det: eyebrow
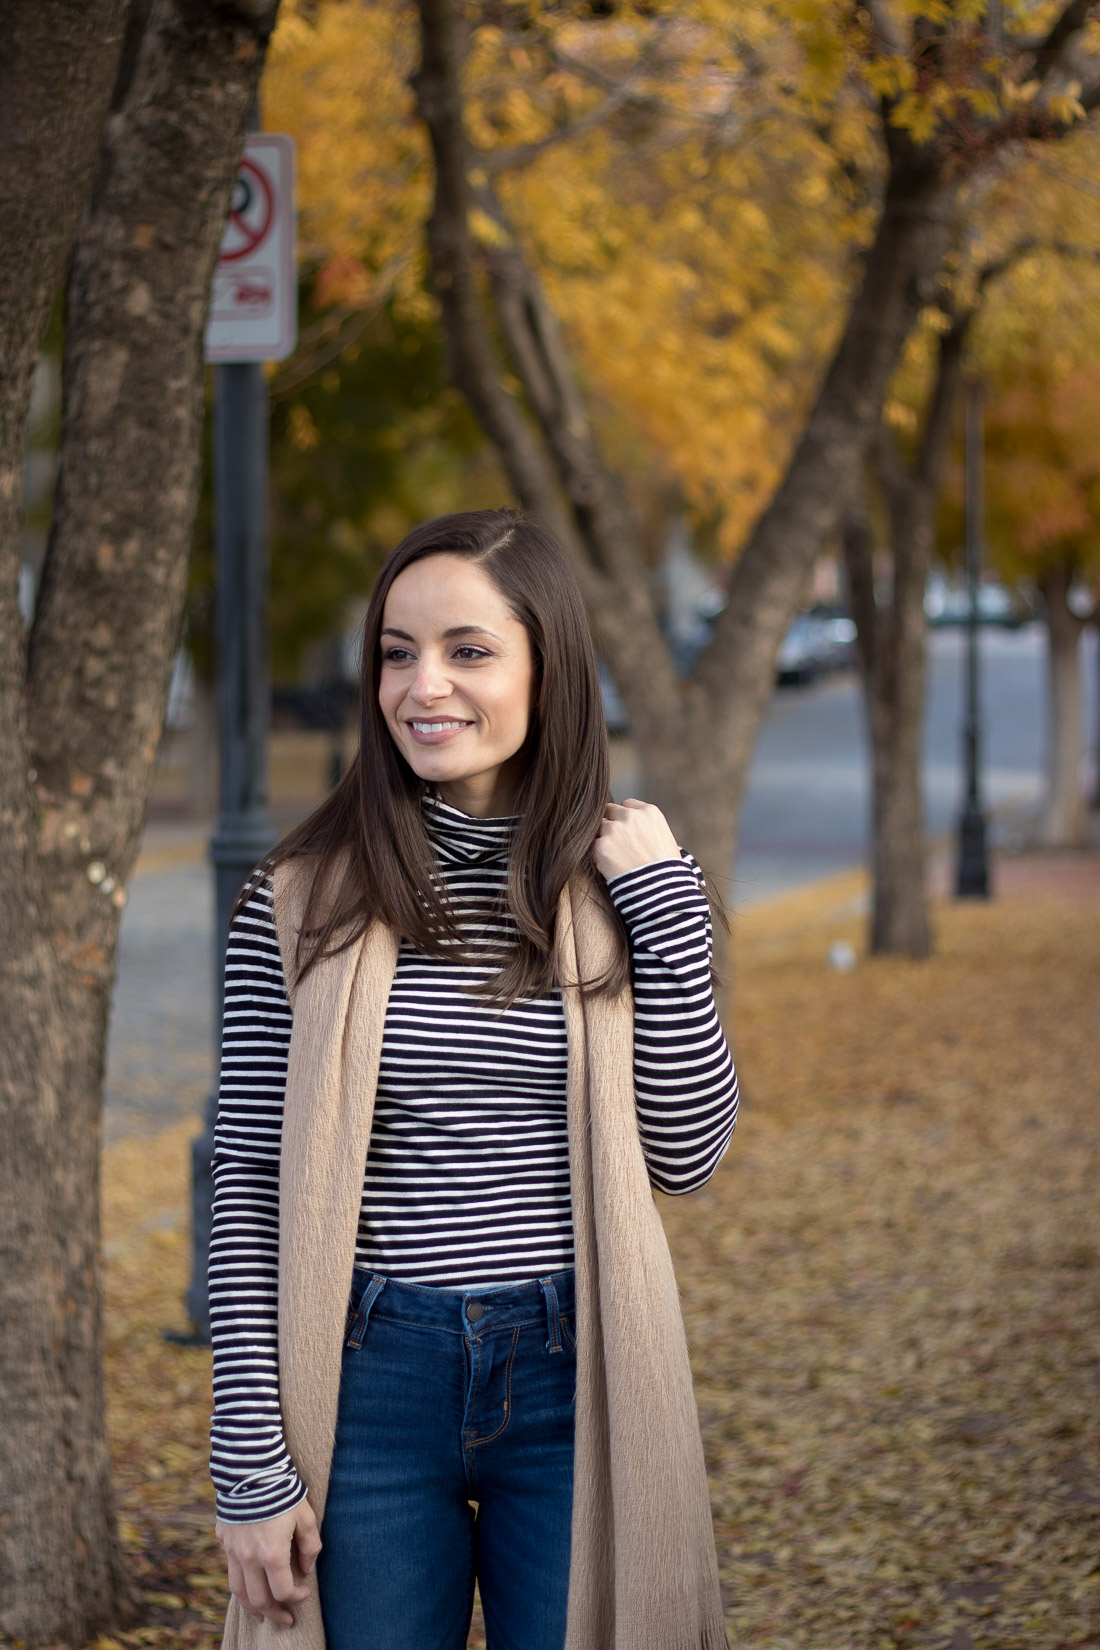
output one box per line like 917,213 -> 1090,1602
380,625 -> 503,643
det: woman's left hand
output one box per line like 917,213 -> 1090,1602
593,798 -> 681,881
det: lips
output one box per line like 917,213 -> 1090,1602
404,719 -> 474,745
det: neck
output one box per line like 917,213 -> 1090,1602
436,756 -> 525,818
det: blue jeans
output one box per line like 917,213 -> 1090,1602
317,1267 -> 577,1650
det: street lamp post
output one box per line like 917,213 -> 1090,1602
955,379 -> 991,899
182,361 -> 275,1339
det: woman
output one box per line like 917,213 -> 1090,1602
210,509 -> 738,1650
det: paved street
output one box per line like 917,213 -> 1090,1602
104,839 -> 213,1143
732,623 -> 1097,901
105,623 -> 1096,1136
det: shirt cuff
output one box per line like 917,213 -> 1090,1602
214,1472 -> 309,1525
606,853 -> 708,931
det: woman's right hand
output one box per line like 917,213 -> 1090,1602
216,1499 -> 322,1628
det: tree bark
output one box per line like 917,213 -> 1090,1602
1037,562 -> 1087,846
0,1 -> 279,1641
1093,613 -> 1100,811
843,310 -> 970,958
0,0 -> 129,584
0,4 -> 131,1640
844,476 -> 932,957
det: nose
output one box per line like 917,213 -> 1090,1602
408,651 -> 451,704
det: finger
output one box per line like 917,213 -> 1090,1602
250,1563 -> 299,1628
226,1554 -> 245,1600
294,1516 -> 323,1575
267,1548 -> 310,1607
243,1560 -> 281,1618
226,1556 -> 266,1626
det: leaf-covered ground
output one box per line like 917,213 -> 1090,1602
78,853 -> 1099,1649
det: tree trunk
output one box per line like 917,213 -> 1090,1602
0,2 -> 278,1641
844,491 -> 932,958
1038,563 -> 1086,847
0,4 -> 131,1640
1091,612 -> 1100,812
842,301 -> 971,958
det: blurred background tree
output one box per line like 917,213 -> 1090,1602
845,117 -> 1100,954
249,0 -> 1100,976
258,0 -> 866,563
941,348 -> 1100,849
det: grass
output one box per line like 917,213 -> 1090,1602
71,856 -> 1100,1648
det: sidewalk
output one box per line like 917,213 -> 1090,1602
93,846 -> 1099,1650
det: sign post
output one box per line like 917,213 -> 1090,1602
182,134 -> 296,1341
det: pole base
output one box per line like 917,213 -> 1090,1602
955,804 -> 991,898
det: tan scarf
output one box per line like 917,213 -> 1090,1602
220,859 -> 728,1650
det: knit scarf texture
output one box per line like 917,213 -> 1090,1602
219,848 -> 729,1650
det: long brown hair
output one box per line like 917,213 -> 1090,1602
246,508 -> 629,1003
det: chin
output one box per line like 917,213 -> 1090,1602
405,750 -> 465,785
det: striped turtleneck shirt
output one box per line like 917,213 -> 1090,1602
209,796 -> 738,1523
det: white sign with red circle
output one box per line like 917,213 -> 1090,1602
205,134 -> 297,362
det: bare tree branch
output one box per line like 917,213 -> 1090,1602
862,0 -> 907,58
544,40 -> 740,137
269,253 -> 411,399
480,80 -> 639,174
412,0 -> 591,567
913,311 -> 970,492
1028,0 -> 1096,88
1029,148 -> 1100,199
976,235 -> 1100,294
912,231 -> 1100,487
472,181 -> 652,596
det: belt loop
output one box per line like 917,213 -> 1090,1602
346,1274 -> 386,1350
540,1276 -> 562,1354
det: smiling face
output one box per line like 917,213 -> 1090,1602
377,554 -> 536,818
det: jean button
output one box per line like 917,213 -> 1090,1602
466,1301 -> 484,1322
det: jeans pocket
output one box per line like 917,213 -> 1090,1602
344,1273 -> 386,1351
560,1314 -> 576,1354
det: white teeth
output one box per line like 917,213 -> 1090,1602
411,721 -> 468,733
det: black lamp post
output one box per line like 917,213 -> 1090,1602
181,360 -> 275,1340
955,379 -> 991,899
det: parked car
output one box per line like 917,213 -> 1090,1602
805,603 -> 859,671
775,614 -> 833,685
925,577 -> 1034,628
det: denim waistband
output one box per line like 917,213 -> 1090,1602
348,1265 -> 575,1343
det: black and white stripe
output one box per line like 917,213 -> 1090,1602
209,795 -> 737,1522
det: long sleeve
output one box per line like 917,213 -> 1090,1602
208,878 -> 306,1523
607,853 -> 738,1195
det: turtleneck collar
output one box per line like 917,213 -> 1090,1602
421,790 -> 518,866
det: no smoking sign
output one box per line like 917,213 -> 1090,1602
206,134 -> 297,363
